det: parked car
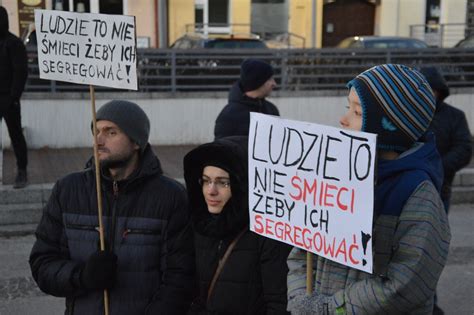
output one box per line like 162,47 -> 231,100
170,34 -> 268,49
336,36 -> 429,49
139,33 -> 271,91
454,37 -> 474,48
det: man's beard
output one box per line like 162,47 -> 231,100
100,151 -> 135,170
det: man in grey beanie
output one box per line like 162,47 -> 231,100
214,58 -> 279,139
30,100 -> 195,314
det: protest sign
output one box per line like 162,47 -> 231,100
249,113 -> 377,273
34,9 -> 137,90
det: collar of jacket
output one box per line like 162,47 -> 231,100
435,99 -> 446,113
85,144 -> 163,192
228,81 -> 266,108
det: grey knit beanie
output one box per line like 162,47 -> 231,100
96,100 -> 150,151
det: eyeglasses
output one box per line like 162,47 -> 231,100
199,178 -> 231,189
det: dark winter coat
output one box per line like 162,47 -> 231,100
420,66 -> 472,202
29,145 -> 195,315
214,82 -> 280,139
0,7 -> 28,107
183,137 -> 290,315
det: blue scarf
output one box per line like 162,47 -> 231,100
374,133 -> 442,217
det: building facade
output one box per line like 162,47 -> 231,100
1,0 -> 470,48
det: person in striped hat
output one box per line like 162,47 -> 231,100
287,64 -> 451,314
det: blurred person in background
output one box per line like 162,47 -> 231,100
214,58 -> 279,139
0,6 -> 29,188
420,66 -> 472,213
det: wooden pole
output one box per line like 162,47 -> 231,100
89,85 -> 110,315
306,252 -> 313,295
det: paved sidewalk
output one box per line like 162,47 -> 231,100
2,145 -> 196,185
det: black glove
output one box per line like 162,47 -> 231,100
80,251 -> 118,290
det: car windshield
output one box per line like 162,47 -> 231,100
456,38 -> 474,48
205,40 -> 267,49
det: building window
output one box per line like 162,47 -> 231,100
208,0 -> 228,25
194,0 -> 229,34
252,0 -> 285,3
99,0 -> 123,14
195,5 -> 203,25
53,0 -> 90,12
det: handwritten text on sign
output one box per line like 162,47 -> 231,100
34,10 -> 137,90
249,113 -> 377,273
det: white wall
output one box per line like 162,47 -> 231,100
440,0 -> 467,47
3,94 -> 346,148
3,91 -> 473,149
440,0 -> 467,24
379,0 -> 425,37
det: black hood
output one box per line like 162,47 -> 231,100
0,6 -> 9,38
419,66 -> 450,102
183,136 -> 249,238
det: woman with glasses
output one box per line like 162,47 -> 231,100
183,136 -> 290,314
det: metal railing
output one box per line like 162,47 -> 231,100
25,47 -> 474,93
410,23 -> 474,48
184,23 -> 307,48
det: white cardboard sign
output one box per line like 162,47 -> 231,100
249,113 -> 377,273
34,9 -> 137,90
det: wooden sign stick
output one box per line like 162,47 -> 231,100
89,84 -> 110,315
306,252 -> 313,295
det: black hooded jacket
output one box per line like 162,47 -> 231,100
0,7 -> 28,104
420,66 -> 472,201
214,82 -> 280,139
29,145 -> 195,314
183,137 -> 289,315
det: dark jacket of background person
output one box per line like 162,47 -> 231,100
184,137 -> 289,315
29,145 -> 195,315
420,66 -> 472,210
214,82 -> 279,139
0,6 -> 28,184
0,7 -> 27,105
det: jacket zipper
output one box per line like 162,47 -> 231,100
109,181 -> 119,251
217,239 -> 224,260
257,99 -> 263,112
67,297 -> 75,315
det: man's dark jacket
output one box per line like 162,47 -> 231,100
421,67 -> 472,202
29,145 -> 195,315
0,7 -> 28,106
214,81 -> 279,139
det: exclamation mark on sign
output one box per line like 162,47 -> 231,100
126,65 -> 131,83
361,231 -> 371,266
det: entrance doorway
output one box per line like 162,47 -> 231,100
322,0 -> 375,47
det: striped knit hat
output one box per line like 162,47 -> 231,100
347,64 -> 435,152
